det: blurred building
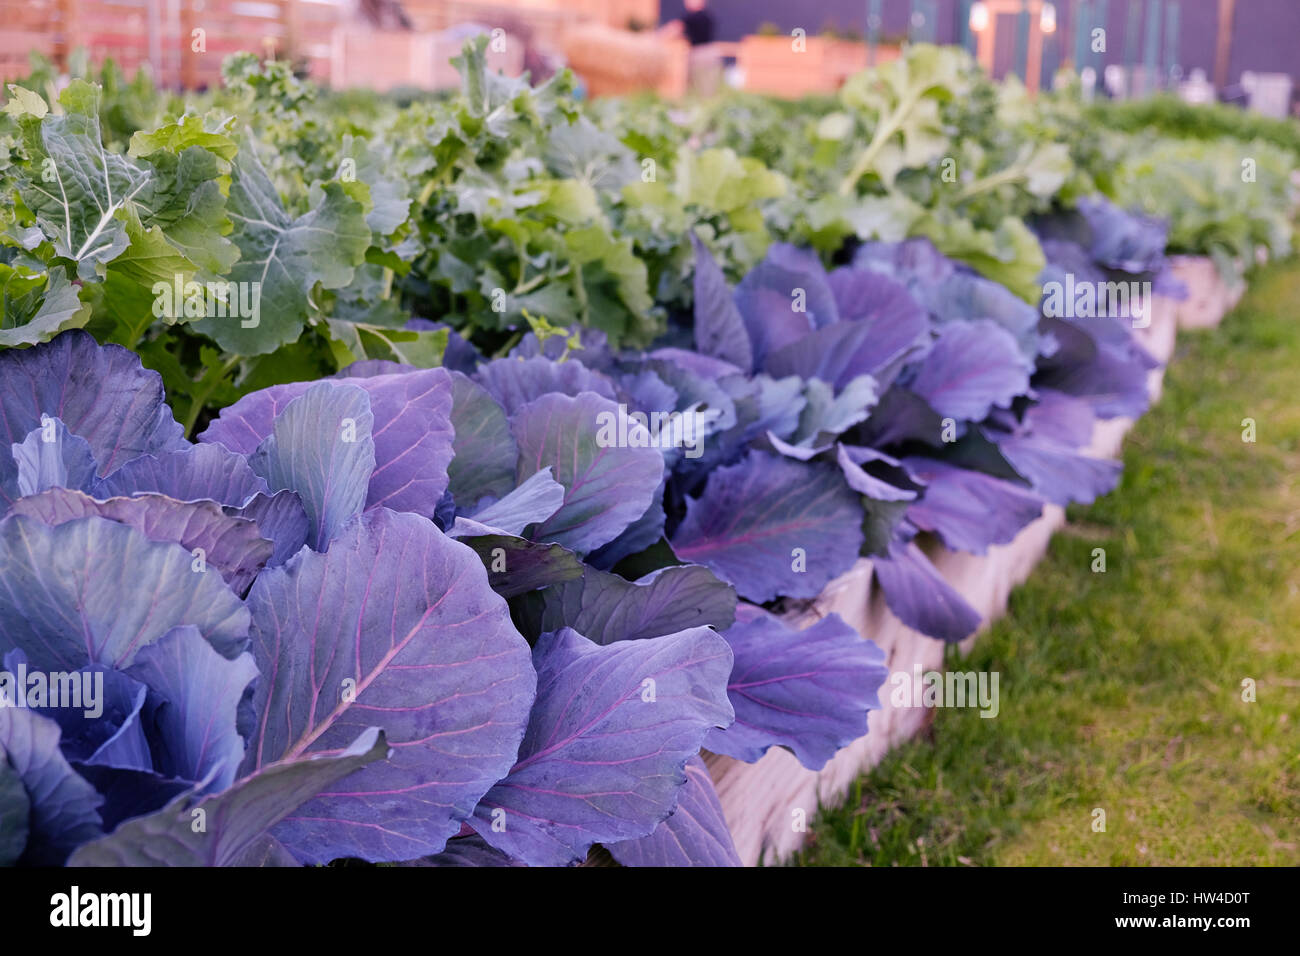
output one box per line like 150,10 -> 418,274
1,0 -> 1295,113
660,0 -> 1299,111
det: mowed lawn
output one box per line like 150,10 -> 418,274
795,258 -> 1300,867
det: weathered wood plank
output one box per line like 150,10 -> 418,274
1168,254 -> 1243,330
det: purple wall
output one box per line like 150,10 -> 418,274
659,0 -> 962,45
661,0 -> 1300,90
1227,1 -> 1300,82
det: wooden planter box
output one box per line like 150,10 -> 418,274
705,296 -> 1180,866
1167,255 -> 1245,330
561,24 -> 688,98
738,35 -> 898,97
328,28 -> 524,92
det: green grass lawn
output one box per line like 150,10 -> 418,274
794,258 -> 1300,867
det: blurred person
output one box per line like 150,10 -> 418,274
659,0 -> 722,97
667,0 -> 716,47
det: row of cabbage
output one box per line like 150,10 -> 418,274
0,42 -> 1292,867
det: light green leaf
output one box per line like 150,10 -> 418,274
338,134 -> 413,237
193,143 -> 371,354
914,212 -> 1045,304
326,319 -> 448,369
3,84 -> 48,119
538,179 -> 603,225
13,83 -> 237,279
0,264 -> 90,347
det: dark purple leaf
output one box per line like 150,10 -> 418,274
585,477 -> 667,571
1076,195 -> 1169,275
1021,388 -> 1097,447
735,243 -> 837,366
96,441 -> 269,507
992,395 -> 1120,507
873,539 -> 981,643
226,490 -> 310,567
66,764 -> 191,833
996,434 -> 1121,507
1035,317 -> 1153,420
671,451 -> 864,602
10,488 -> 273,593
0,754 -> 30,866
475,356 -> 617,417
0,707 -> 103,865
704,605 -> 888,769
765,269 -> 928,389
0,331 -> 185,476
902,457 -> 1044,554
0,450 -> 18,513
690,232 -> 753,371
606,755 -> 740,867
907,319 -> 1032,422
68,728 -> 389,867
0,514 -> 250,671
126,625 -> 258,794
414,834 -> 526,867
249,382 -> 376,551
514,563 -> 737,644
11,418 -> 98,497
242,509 -> 536,864
447,371 -> 518,510
447,525 -> 585,598
13,649 -> 151,772
0,649 -> 138,782
468,626 -> 733,866
857,385 -> 947,448
511,392 -> 664,555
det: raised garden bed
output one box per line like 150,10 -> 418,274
0,38 -> 1291,871
1167,255 -> 1245,330
738,34 -> 900,97
704,295 -> 1181,866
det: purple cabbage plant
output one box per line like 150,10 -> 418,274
479,223 -> 1156,645
0,331 -> 891,868
0,197 -> 1161,866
